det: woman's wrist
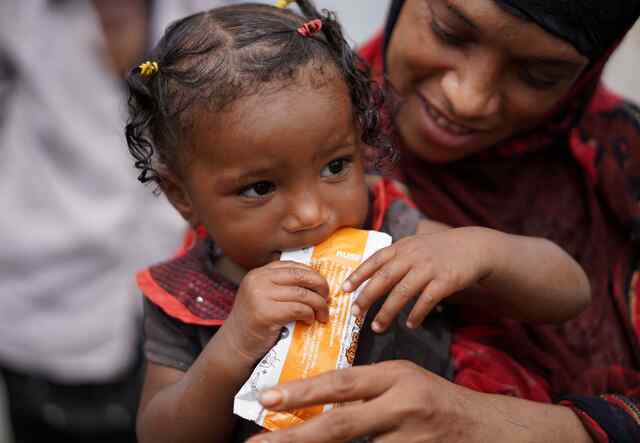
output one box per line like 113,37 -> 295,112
469,390 -> 595,443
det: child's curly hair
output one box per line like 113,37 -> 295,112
125,1 -> 394,185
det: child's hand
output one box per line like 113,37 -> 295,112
343,227 -> 496,332
220,261 -> 330,365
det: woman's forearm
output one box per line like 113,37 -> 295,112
477,392 -> 594,443
137,328 -> 255,443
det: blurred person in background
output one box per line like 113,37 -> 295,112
0,1 -> 256,441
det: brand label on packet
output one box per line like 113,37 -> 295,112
233,227 -> 392,430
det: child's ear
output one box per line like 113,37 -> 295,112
158,170 -> 200,227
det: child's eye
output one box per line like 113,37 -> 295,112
240,181 -> 276,198
321,158 -> 351,178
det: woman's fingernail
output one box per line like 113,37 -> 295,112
372,321 -> 382,333
351,304 -> 360,317
342,280 -> 353,292
259,389 -> 283,407
406,320 -> 415,329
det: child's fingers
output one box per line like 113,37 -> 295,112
269,260 -> 323,276
274,286 -> 329,323
351,260 -> 409,319
269,260 -> 314,270
406,279 -> 453,329
371,272 -> 426,332
275,301 -> 316,325
342,247 -> 396,293
269,265 -> 330,300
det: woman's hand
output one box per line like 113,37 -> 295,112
220,261 -> 329,365
245,361 -> 594,443
344,227 -> 498,332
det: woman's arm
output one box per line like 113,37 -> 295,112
245,361 -> 595,443
137,327 -> 255,443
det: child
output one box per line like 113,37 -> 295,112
125,2 -> 590,442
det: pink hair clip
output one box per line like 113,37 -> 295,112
297,19 -> 323,37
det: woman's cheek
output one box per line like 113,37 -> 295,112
396,45 -> 441,92
502,83 -> 563,127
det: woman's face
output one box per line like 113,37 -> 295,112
387,0 -> 589,163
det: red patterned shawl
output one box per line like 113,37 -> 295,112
360,33 -> 640,399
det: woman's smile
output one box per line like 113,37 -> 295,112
415,92 -> 498,154
415,92 -> 491,149
386,0 -> 588,163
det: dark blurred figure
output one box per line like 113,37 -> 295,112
0,1 -> 249,441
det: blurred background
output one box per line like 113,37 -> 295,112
0,1 -> 638,442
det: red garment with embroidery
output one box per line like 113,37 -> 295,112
360,30 -> 640,431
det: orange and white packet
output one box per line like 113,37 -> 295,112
233,227 -> 391,431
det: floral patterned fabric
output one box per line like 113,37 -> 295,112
360,1 -> 640,438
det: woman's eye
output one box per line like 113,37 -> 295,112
431,20 -> 466,47
321,158 -> 351,178
240,181 -> 276,198
520,68 -> 562,90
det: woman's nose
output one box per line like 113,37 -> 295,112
441,58 -> 501,120
283,191 -> 327,233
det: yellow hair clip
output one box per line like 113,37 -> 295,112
275,0 -> 295,8
138,61 -> 159,77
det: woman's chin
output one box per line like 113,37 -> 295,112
398,131 -> 472,164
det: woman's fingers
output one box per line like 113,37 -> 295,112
247,397 -> 391,443
416,219 -> 451,235
258,364 -> 396,411
371,271 -> 427,332
249,361 -> 428,443
406,279 -> 454,328
274,286 -> 329,323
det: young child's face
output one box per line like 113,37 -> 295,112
170,74 -> 369,270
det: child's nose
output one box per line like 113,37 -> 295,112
283,191 -> 327,233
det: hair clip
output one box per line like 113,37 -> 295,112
138,61 -> 159,77
135,159 -> 154,183
275,0 -> 295,8
297,19 -> 323,37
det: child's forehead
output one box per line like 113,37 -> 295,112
201,64 -> 345,118
189,76 -> 356,157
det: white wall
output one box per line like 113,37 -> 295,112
315,0 -> 390,45
604,21 -> 640,104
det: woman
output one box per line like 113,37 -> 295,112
247,1 -> 640,442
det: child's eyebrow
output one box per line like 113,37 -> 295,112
313,141 -> 356,162
216,167 -> 274,188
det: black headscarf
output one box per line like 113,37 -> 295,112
384,0 -> 640,60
